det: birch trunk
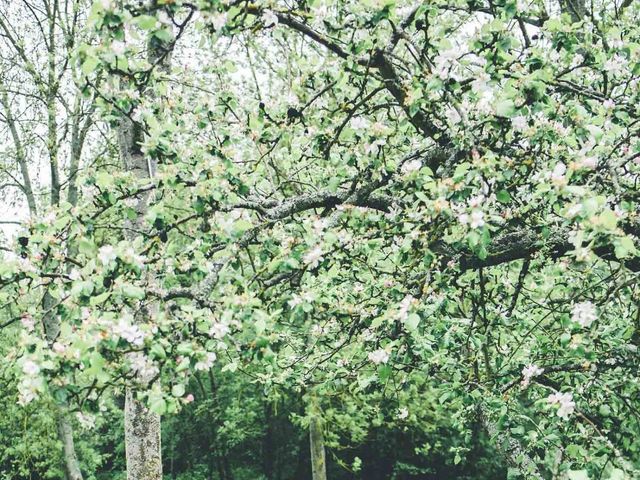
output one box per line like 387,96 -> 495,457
57,413 -> 84,480
124,388 -> 163,480
118,11 -> 171,480
309,414 -> 327,480
119,106 -> 164,480
43,292 -> 85,480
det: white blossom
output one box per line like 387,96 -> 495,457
312,217 -> 327,236
445,107 -> 462,125
468,195 -> 484,208
511,115 -> 528,132
401,159 -> 422,175
566,204 -> 582,218
18,389 -> 37,406
98,245 -> 117,266
262,10 -> 279,27
350,117 -> 369,131
195,352 -> 217,371
397,407 -> 409,420
471,71 -> 491,94
17,377 -> 40,405
571,301 -> 597,328
127,352 -> 159,383
303,245 -> 324,268
69,268 -> 82,281
21,314 -> 35,332
132,106 -> 146,124
603,54 -> 628,75
397,295 -> 414,322
210,13 -> 227,31
336,358 -> 348,368
76,412 -> 96,430
288,294 -> 304,308
570,53 -> 584,68
470,210 -> 485,229
18,257 -> 36,273
550,162 -> 567,186
521,364 -> 544,387
42,210 -> 56,225
157,11 -> 171,25
361,328 -> 376,342
311,324 -> 325,336
209,322 -> 230,339
364,139 -> 386,155
547,392 -> 576,420
115,319 -> 145,346
579,156 -> 598,170
22,359 -> 40,376
433,49 -> 460,80
368,348 -> 390,365
124,247 -> 146,269
111,40 -> 126,56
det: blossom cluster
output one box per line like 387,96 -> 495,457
521,364 -> 544,388
547,392 -> 576,420
571,301 -> 597,328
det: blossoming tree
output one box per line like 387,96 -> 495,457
2,0 -> 640,478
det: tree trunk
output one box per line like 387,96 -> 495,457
57,412 -> 83,480
43,292 -> 85,480
125,389 -> 163,480
0,86 -> 38,216
118,8 -> 172,480
478,404 -> 543,479
120,112 -> 164,480
309,414 -> 327,480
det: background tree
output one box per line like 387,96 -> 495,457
0,1 -> 98,478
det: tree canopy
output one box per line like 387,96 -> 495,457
1,0 -> 640,479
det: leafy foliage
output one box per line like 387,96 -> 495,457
2,0 -> 640,478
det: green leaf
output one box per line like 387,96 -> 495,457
598,209 -> 618,230
405,313 -> 420,331
153,28 -> 174,43
150,344 -> 166,360
95,170 -> 113,188
495,99 -> 516,117
255,316 -> 266,335
496,190 -> 512,203
614,235 -> 636,259
221,362 -> 238,373
378,365 -> 392,382
81,55 -> 99,75
78,237 -> 96,257
567,470 -> 589,480
136,15 -> 158,30
90,291 -> 111,306
122,284 -> 145,300
149,397 -> 167,415
232,219 -> 253,235
171,384 -> 185,398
